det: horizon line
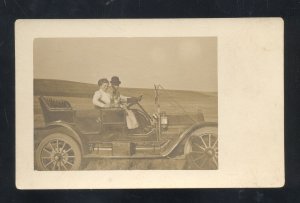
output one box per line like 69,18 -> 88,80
34,78 -> 218,93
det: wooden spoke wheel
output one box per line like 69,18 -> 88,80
35,133 -> 81,171
184,127 -> 218,170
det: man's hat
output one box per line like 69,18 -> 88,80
110,76 -> 121,85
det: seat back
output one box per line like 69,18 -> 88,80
39,96 -> 75,124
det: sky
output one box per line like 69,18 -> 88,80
34,37 -> 217,92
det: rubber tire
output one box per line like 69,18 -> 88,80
35,133 -> 82,171
183,126 -> 218,170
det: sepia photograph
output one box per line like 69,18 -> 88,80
33,37 -> 218,171
15,19 -> 284,188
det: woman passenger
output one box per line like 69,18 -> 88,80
92,78 -> 111,108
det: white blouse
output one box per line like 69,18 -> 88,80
92,89 -> 111,108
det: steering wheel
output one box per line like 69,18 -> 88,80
127,95 -> 143,108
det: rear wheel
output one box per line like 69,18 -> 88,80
184,127 -> 218,169
35,133 -> 82,171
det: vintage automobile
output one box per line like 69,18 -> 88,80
34,85 -> 218,170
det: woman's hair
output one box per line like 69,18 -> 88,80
98,78 -> 109,87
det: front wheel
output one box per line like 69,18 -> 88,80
35,133 -> 82,171
184,126 -> 218,170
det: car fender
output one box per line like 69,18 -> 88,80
42,121 -> 85,154
163,122 -> 218,157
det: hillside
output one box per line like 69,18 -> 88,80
34,79 -> 217,99
34,79 -> 218,126
34,79 -> 98,97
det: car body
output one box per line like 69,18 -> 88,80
34,88 -> 218,170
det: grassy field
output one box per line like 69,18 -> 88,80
34,79 -> 217,170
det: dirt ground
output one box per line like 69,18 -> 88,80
85,158 -> 187,170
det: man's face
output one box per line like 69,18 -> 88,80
112,84 -> 119,90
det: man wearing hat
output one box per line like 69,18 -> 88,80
110,76 -> 125,107
109,76 -> 139,129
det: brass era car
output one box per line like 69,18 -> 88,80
34,86 -> 218,170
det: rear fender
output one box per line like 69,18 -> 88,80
38,121 -> 86,154
164,122 -> 218,157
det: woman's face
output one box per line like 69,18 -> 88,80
100,82 -> 109,91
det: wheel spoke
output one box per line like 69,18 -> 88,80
65,156 -> 76,158
208,134 -> 211,147
41,156 -> 52,159
61,162 -> 67,170
64,160 -> 74,166
56,139 -> 59,151
200,136 -> 208,148
63,147 -> 72,155
60,142 -> 66,152
42,148 -> 52,154
193,143 -> 205,151
44,160 -> 55,168
58,162 -> 61,170
48,142 -> 55,152
212,139 -> 218,149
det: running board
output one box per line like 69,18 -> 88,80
83,154 -> 167,159
86,140 -> 171,157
